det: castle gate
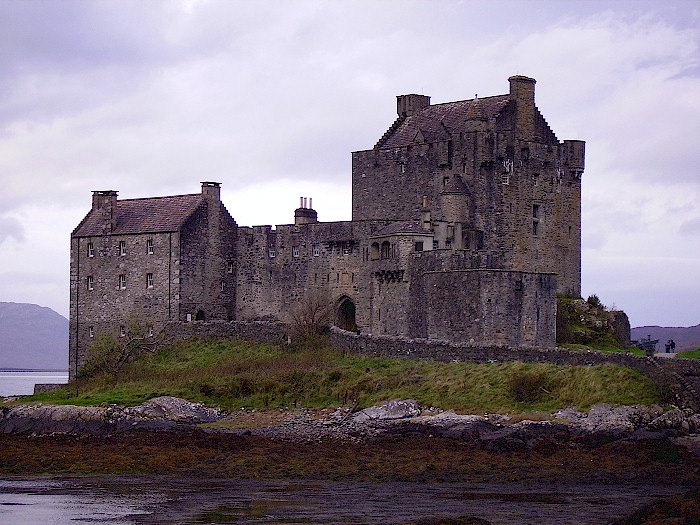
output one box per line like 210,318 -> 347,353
336,296 -> 357,332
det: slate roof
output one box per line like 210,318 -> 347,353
441,174 -> 470,195
72,194 -> 204,237
379,94 -> 511,149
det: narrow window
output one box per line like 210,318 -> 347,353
414,241 -> 424,252
432,240 -> 439,250
186,313 -> 192,322
342,242 -> 351,255
87,275 -> 94,291
146,238 -> 154,255
118,274 -> 126,289
445,240 -> 452,249
227,261 -> 234,273
269,248 -> 276,258
87,242 -> 94,258
119,325 -> 126,337
88,326 -> 94,338
381,241 -> 391,259
148,325 -> 154,337
443,176 -> 449,187
532,204 -> 541,237
146,273 -> 153,288
119,240 -> 126,256
220,281 -> 225,292
501,172 -> 510,185
313,244 -> 320,257
292,246 -> 300,258
371,242 -> 379,260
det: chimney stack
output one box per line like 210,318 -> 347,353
295,196 -> 318,225
397,94 -> 431,117
92,190 -> 118,232
201,181 -> 221,201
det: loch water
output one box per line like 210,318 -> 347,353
0,476 -> 689,524
0,371 -> 68,397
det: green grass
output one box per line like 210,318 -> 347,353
561,343 -> 646,356
677,348 -> 700,359
26,338 -> 662,413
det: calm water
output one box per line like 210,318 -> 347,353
0,476 -> 691,524
0,371 -> 68,397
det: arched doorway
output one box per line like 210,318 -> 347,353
195,309 -> 206,321
336,297 -> 357,332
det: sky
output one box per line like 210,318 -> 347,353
0,0 -> 698,328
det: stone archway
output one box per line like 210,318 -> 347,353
336,296 -> 357,332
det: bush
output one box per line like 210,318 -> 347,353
508,370 -> 559,403
586,294 -> 604,310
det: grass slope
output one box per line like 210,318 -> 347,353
28,338 -> 661,413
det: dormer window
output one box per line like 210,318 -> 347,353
119,241 -> 126,256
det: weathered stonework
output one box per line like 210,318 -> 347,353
69,76 -> 584,378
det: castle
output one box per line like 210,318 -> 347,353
69,75 -> 585,379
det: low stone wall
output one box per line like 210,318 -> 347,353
33,383 -> 66,394
328,327 -> 700,410
161,320 -> 288,345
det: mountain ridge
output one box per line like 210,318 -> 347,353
0,302 -> 68,369
631,324 -> 700,353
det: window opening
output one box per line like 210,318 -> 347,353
414,241 -> 424,252
88,326 -> 94,338
381,241 -> 391,259
118,274 -> 126,289
119,241 -> 126,256
146,273 -> 153,288
87,275 -> 94,291
370,242 -> 380,260
269,248 -> 276,258
195,309 -> 205,321
227,262 -> 234,273
146,239 -> 154,255
292,246 -> 300,257
87,242 -> 94,258
432,240 -> 439,250
313,244 -> 320,257
119,325 -> 126,337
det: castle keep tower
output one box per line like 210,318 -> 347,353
352,75 -> 584,296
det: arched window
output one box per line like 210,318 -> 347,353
381,241 -> 391,259
370,242 -> 380,260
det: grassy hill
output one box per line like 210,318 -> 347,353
30,337 -> 662,413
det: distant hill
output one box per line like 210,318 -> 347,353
0,302 -> 68,369
631,324 -> 700,353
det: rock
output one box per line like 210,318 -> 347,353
352,399 -> 422,422
125,396 -> 223,424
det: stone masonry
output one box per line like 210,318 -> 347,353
69,76 -> 584,378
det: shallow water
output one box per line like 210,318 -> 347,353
0,476 -> 689,524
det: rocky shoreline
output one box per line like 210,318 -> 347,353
3,396 -> 700,452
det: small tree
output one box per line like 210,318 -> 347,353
289,289 -> 332,347
79,320 -> 160,379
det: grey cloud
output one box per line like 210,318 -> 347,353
0,216 -> 24,245
679,217 -> 700,236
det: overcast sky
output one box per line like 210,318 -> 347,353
0,0 -> 698,328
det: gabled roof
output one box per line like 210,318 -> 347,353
72,194 -> 204,237
379,95 -> 511,149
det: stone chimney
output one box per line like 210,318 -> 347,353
201,181 -> 221,201
91,190 -> 118,232
397,94 -> 430,117
295,196 -> 318,225
508,75 -> 536,141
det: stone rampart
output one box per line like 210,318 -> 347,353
328,327 -> 700,410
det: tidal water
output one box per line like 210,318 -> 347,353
0,476 -> 690,524
0,371 -> 68,397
